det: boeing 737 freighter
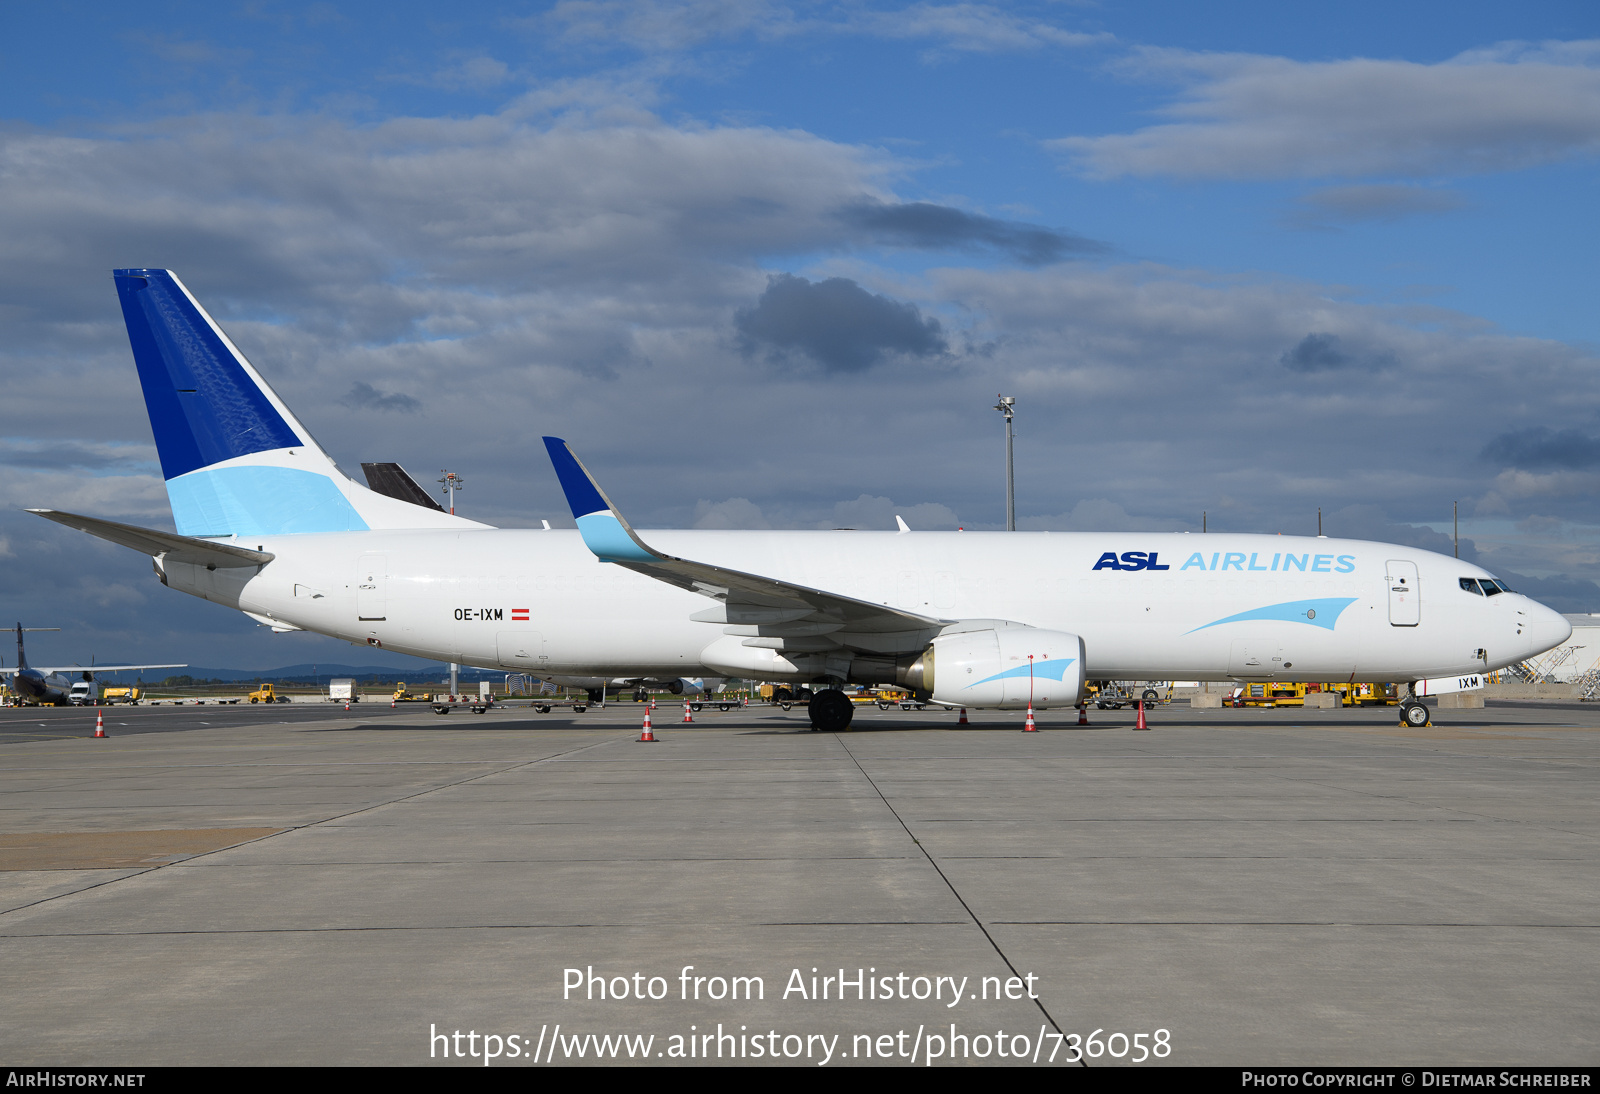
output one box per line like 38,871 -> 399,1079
28,269 -> 1570,731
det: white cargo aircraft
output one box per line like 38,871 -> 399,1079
28,269 -> 1571,731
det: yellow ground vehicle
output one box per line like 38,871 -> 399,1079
392,683 -> 432,702
1229,682 -> 1310,706
100,687 -> 143,705
1228,682 -> 1398,707
248,683 -> 288,703
1336,682 -> 1399,706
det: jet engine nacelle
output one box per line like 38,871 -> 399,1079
911,626 -> 1086,710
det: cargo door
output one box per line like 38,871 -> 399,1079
356,554 -> 387,621
1387,560 -> 1420,626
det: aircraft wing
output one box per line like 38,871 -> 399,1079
28,510 -> 274,568
542,438 -> 945,655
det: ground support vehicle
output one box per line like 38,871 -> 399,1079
429,694 -> 495,715
391,683 -> 432,703
1089,681 -> 1163,709
248,683 -> 290,704
759,683 -> 816,711
1337,682 -> 1399,706
688,696 -> 746,712
1229,682 -> 1310,707
100,687 -> 143,705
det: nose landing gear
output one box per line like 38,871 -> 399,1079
1399,698 -> 1432,728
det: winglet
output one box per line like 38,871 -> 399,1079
541,438 -> 660,564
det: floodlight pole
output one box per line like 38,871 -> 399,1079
995,395 -> 1015,531
438,471 -> 466,516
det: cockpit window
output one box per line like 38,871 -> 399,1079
1490,578 -> 1513,593
1481,580 -> 1503,597
1459,578 -> 1484,595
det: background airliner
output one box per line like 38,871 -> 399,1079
28,269 -> 1571,730
3,624 -> 184,706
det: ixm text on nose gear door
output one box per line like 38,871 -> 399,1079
1387,560 -> 1419,626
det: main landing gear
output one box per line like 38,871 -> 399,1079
807,689 -> 854,733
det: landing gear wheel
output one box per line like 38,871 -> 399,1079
535,705 -> 551,714
1401,700 -> 1430,728
1142,688 -> 1161,705
808,689 -> 854,733
432,705 -> 449,715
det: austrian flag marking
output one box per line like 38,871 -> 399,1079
512,608 -> 530,621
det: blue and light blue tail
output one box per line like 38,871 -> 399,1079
114,269 -> 482,536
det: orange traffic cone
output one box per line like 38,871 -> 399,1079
1134,700 -> 1149,730
344,701 -> 350,712
1022,705 -> 1038,732
1077,705 -> 1089,726
93,709 -> 107,738
639,709 -> 656,742
958,708 -> 969,725
682,701 -> 694,723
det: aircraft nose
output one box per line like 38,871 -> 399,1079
1523,600 -> 1571,657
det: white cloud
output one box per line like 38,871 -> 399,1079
851,4 -> 1110,55
1285,184 -> 1470,227
1052,41 -> 1600,179
692,497 -> 772,528
5,97 -> 1600,638
825,494 -> 961,530
544,0 -> 797,50
540,1 -> 1106,56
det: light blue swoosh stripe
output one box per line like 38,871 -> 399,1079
966,657 -> 1076,689
1185,597 -> 1358,635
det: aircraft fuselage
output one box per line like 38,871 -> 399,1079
159,528 -> 1568,686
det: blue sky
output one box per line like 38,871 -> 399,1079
2,1 -> 1598,668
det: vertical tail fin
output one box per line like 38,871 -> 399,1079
113,269 -> 487,536
15,624 -> 26,672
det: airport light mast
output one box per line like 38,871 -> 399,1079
437,471 -> 465,516
994,395 -> 1016,531
438,470 -> 466,698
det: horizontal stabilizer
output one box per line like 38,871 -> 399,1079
361,463 -> 446,512
28,509 -> 274,568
